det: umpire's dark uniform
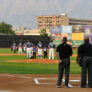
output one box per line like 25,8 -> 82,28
56,37 -> 72,87
78,39 -> 92,88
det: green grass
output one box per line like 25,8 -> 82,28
0,48 -> 77,54
70,57 -> 76,61
70,62 -> 81,74
73,49 -> 77,54
0,56 -> 26,61
0,48 -> 13,53
0,62 -> 57,74
0,62 -> 81,74
0,48 -> 80,74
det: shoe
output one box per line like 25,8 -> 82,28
65,86 -> 70,88
81,86 -> 86,88
56,85 -> 61,88
88,86 -> 92,88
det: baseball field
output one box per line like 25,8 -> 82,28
0,48 -> 91,92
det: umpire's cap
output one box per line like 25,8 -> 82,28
62,37 -> 67,41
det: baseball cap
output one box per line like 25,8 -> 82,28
62,37 -> 67,41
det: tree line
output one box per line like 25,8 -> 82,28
0,21 -> 49,36
0,22 -> 15,35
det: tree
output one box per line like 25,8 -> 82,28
0,22 -> 15,35
39,28 -> 48,36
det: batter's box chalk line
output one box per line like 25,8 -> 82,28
34,78 -> 81,88
0,75 -> 32,79
0,90 -> 13,92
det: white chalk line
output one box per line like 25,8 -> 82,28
0,75 -> 32,79
0,90 -> 13,92
0,75 -> 81,88
34,78 -> 81,88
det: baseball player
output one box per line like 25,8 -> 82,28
37,41 -> 43,59
18,42 -> 22,54
12,42 -> 17,53
48,40 -> 55,59
25,40 -> 32,59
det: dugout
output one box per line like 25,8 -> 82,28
0,35 -> 50,48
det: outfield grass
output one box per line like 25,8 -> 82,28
0,48 -> 77,54
0,56 -> 76,61
0,48 -> 80,74
0,48 -> 13,53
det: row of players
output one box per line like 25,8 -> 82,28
11,40 -> 55,59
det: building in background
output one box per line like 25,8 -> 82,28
69,18 -> 92,25
13,28 -> 50,36
37,14 -> 92,29
23,29 -> 50,36
13,14 -> 92,38
37,14 -> 69,29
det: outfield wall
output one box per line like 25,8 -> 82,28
0,35 -> 50,48
51,25 -> 92,47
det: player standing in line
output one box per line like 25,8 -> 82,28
33,45 -> 37,59
37,41 -> 43,59
12,41 -> 17,53
30,42 -> 34,58
25,40 -> 32,59
18,42 -> 22,54
48,40 -> 55,60
43,45 -> 48,59
23,42 -> 26,53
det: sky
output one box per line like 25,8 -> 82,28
0,0 -> 92,29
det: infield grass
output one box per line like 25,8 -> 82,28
0,48 -> 81,74
0,62 -> 81,74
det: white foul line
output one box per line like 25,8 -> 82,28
34,78 -> 81,88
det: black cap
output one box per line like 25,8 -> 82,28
62,37 -> 67,41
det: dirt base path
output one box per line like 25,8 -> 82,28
7,59 -> 76,63
0,53 -> 77,57
0,53 -> 77,63
0,74 -> 91,92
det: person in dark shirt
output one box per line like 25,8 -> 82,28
43,45 -> 48,59
33,45 -> 37,59
56,37 -> 73,88
76,37 -> 92,88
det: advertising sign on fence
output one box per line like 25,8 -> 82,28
72,25 -> 84,33
84,25 -> 92,44
72,40 -> 84,46
61,33 -> 72,41
50,26 -> 61,34
72,33 -> 84,40
61,26 -> 72,33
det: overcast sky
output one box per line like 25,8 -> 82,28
0,0 -> 92,28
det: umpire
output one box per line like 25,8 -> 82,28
56,37 -> 73,88
76,37 -> 92,88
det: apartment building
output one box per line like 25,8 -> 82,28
69,18 -> 92,25
37,14 -> 92,29
37,14 -> 69,29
